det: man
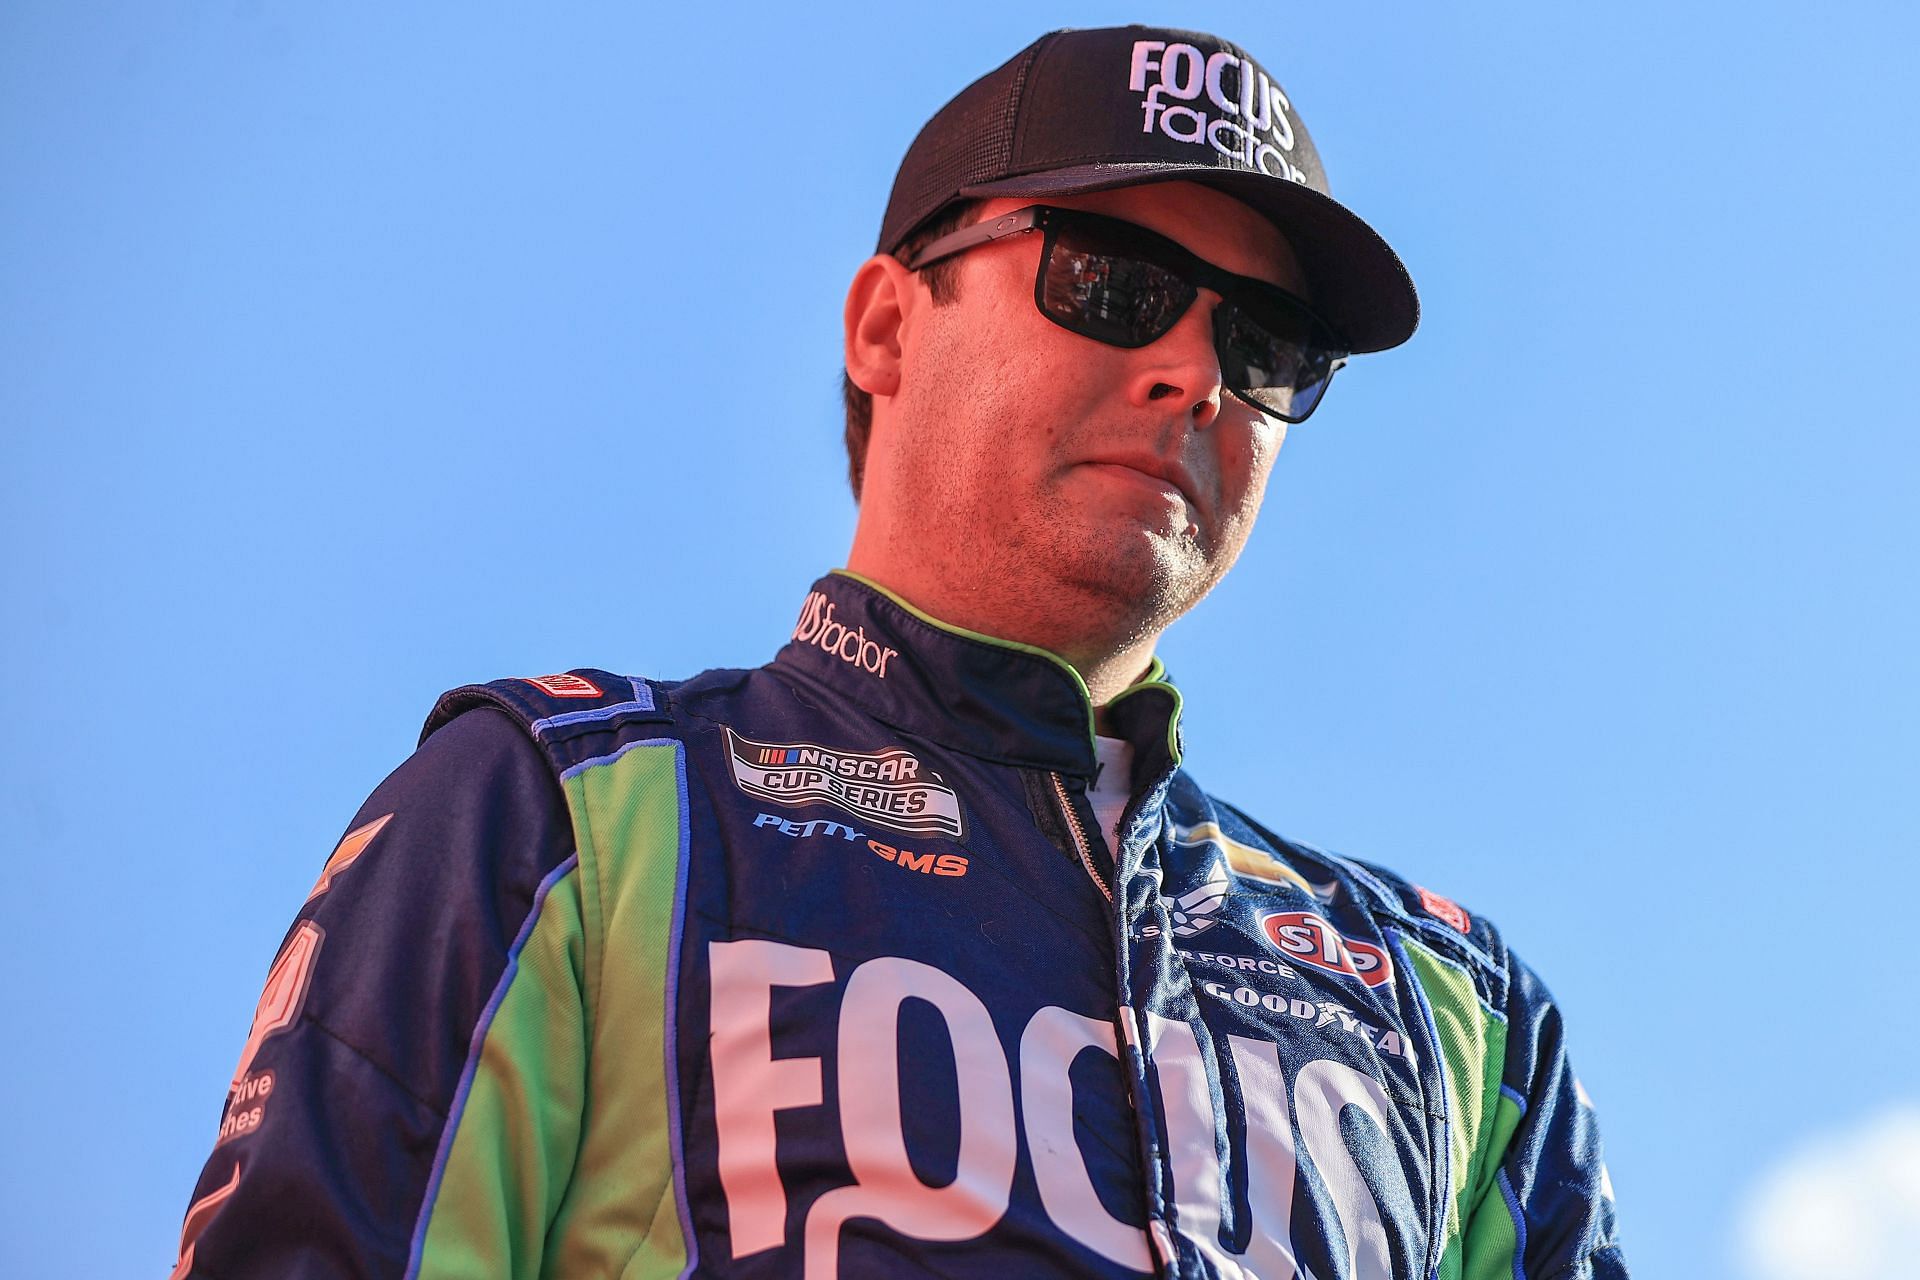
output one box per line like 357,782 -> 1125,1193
174,24 -> 1626,1280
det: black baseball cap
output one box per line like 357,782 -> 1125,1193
877,25 -> 1419,354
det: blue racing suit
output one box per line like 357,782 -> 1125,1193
172,570 -> 1626,1278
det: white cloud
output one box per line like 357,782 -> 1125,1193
1736,1104 -> 1920,1280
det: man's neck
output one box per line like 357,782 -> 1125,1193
1082,636 -> 1160,723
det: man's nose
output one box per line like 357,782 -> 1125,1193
1126,292 -> 1226,428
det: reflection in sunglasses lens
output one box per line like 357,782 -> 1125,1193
1038,215 -> 1339,423
1044,246 -> 1190,345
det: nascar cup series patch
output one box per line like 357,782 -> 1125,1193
724,727 -> 966,839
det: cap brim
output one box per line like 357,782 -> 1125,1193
960,162 -> 1418,354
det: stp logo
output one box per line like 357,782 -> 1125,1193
1258,912 -> 1393,988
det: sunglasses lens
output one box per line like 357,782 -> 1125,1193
1041,228 -> 1194,347
1032,210 -> 1344,422
1215,301 -> 1338,423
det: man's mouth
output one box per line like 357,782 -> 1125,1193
1082,454 -> 1200,513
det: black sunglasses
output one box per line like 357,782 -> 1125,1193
905,205 -> 1349,424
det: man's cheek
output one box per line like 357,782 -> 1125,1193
1218,424 -> 1279,500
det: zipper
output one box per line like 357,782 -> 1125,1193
1049,771 -> 1112,902
1058,771 -> 1175,1275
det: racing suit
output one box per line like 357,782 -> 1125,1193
173,570 -> 1627,1278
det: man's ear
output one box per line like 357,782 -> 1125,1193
843,254 -> 918,399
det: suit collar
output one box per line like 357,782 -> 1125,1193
771,571 -> 1184,779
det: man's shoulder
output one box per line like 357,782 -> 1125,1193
416,661 -> 780,773
421,668 -> 667,743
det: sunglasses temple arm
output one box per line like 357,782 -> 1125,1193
904,207 -> 1045,271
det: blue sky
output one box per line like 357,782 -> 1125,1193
3,3 -> 1916,1277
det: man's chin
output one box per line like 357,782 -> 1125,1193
1049,525 -> 1216,623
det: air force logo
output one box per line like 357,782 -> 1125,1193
1163,860 -> 1229,937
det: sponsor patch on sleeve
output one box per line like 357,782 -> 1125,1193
1416,886 -> 1471,933
523,673 -> 603,698
217,1070 -> 276,1147
307,813 -> 391,901
170,1163 -> 242,1280
231,920 -> 323,1088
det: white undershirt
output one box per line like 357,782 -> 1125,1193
1089,736 -> 1136,855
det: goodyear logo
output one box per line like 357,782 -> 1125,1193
726,727 -> 965,838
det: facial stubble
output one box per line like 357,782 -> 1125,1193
882,315 -> 1243,660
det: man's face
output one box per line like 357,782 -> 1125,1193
859,180 -> 1306,656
